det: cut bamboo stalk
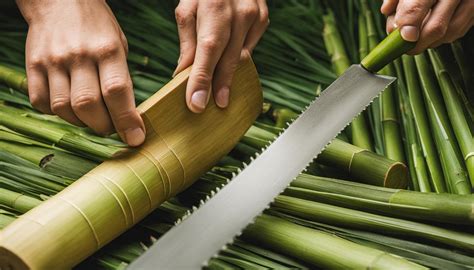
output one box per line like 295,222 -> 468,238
0,57 -> 262,270
317,139 -> 408,188
240,125 -> 408,188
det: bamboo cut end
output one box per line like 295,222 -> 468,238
384,162 -> 409,189
0,247 -> 29,270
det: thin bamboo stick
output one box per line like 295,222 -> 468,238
401,55 -> 446,193
414,53 -> 471,194
0,58 -> 262,269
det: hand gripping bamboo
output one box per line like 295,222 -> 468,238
0,57 -> 262,270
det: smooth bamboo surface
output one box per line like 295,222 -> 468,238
0,57 -> 262,269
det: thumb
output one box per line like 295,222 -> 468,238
395,0 -> 435,41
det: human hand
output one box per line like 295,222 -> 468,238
173,0 -> 269,113
381,0 -> 474,54
16,0 -> 145,146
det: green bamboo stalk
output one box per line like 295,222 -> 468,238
0,213 -> 15,229
317,139 -> 408,188
361,0 -> 383,155
414,53 -> 471,194
288,174 -> 474,225
394,58 -> 427,191
273,195 -> 474,253
0,140 -> 97,179
242,126 -> 408,188
243,214 -> 426,269
429,49 -> 474,188
0,188 -> 42,213
380,64 -> 406,163
0,64 -> 27,94
323,10 -> 373,151
0,104 -> 125,161
402,55 -> 446,193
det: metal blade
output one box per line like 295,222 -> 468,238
128,65 -> 395,270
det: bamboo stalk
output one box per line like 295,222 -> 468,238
243,214 -> 426,269
0,188 -> 41,213
288,174 -> 474,225
323,10 -> 373,151
317,139 -> 408,188
393,58 -> 429,191
401,55 -> 446,192
241,125 -> 408,188
273,195 -> 474,252
414,53 -> 471,194
429,49 -> 474,188
0,58 -> 262,269
0,64 -> 27,94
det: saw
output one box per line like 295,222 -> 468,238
129,29 -> 415,269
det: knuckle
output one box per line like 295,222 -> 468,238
48,52 -> 68,66
403,3 -> 425,16
27,54 -> 45,69
51,98 -> 72,114
175,7 -> 194,27
428,20 -> 448,36
198,36 -> 220,51
67,46 -> 89,60
102,76 -> 132,99
113,110 -> 137,131
95,41 -> 121,59
29,93 -> 48,109
72,92 -> 100,111
260,10 -> 270,25
192,69 -> 212,86
238,5 -> 259,20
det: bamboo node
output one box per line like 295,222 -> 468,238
90,173 -> 136,224
118,160 -> 153,211
465,152 -> 474,161
58,197 -> 101,248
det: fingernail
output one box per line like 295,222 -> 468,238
191,90 -> 208,112
172,55 -> 182,77
216,87 -> 229,108
125,127 -> 145,147
400,26 -> 419,42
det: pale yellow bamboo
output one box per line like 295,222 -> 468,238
0,57 -> 262,270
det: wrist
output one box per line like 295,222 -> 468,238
15,0 -> 107,24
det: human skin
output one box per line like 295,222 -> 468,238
381,0 -> 474,54
15,0 -> 269,146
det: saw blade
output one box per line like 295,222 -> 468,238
128,65 -> 395,269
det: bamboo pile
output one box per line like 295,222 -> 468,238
0,0 -> 473,269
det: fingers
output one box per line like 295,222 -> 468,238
174,0 -> 198,76
394,0 -> 435,41
98,44 -> 145,147
381,0 -> 399,16
213,1 -> 259,108
26,62 -> 52,114
408,0 -> 460,54
70,60 -> 113,134
430,0 -> 474,48
48,66 -> 83,126
243,0 -> 269,53
186,1 -> 232,113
